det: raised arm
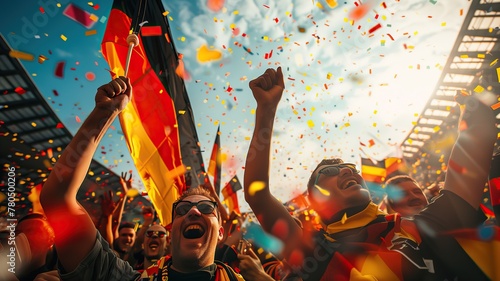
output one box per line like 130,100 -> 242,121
444,93 -> 497,209
243,67 -> 302,255
40,77 -> 132,272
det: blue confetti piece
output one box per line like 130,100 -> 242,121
244,222 -> 283,255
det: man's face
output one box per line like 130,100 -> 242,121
388,181 -> 428,217
143,225 -> 167,261
117,227 -> 135,251
170,195 -> 223,268
308,164 -> 371,221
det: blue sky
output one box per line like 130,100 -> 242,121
0,0 -> 470,212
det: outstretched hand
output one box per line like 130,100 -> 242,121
249,67 -> 284,109
95,76 -> 132,113
120,171 -> 133,194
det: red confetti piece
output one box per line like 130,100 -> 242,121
207,0 -> 224,12
56,122 -> 64,128
226,85 -> 233,92
85,72 -> 96,81
55,61 -> 65,78
349,2 -> 371,20
14,87 -> 26,95
52,90 -> 59,96
93,4 -> 100,10
75,116 -> 81,123
39,6 -> 45,13
47,148 -> 53,159
263,4 -> 270,8
368,23 -> 382,34
264,50 -> 273,59
382,2 -> 387,8
63,3 -> 96,29
387,33 -> 394,40
274,17 -> 279,23
141,26 -> 162,36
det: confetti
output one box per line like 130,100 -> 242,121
249,181 -> 266,196
55,61 -> 65,78
368,23 -> 382,34
348,2 -> 371,20
85,72 -> 96,81
14,87 -> 27,95
314,184 -> 331,196
325,0 -> 338,8
207,0 -> 224,12
85,30 -> 97,36
196,44 -> 222,62
9,50 -> 34,61
63,3 -> 97,28
38,55 -> 48,63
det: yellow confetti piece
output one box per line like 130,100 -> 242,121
257,248 -> 264,254
473,85 -> 485,93
326,72 -> 332,79
477,53 -> 485,59
433,126 -> 440,132
441,22 -> 446,26
89,13 -> 98,22
245,136 -> 251,141
307,120 -> 315,128
314,184 -> 331,196
496,67 -> 500,82
326,0 -> 338,8
341,213 -> 348,224
127,188 -> 140,198
249,181 -> 266,196
196,44 -> 222,63
490,59 -> 498,67
60,34 -> 67,41
9,50 -> 34,61
232,219 -> 239,225
163,10 -> 169,16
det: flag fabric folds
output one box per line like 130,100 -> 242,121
361,157 -> 407,183
101,0 -> 205,225
208,125 -> 222,195
221,175 -> 242,215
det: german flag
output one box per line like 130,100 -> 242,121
361,158 -> 387,183
101,0 -> 205,225
222,175 -> 242,215
208,125 -> 222,196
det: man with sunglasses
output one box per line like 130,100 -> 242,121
243,67 -> 497,280
39,77 -> 245,281
131,225 -> 168,272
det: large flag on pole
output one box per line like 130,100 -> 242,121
101,0 -> 205,225
221,175 -> 242,215
207,125 -> 221,195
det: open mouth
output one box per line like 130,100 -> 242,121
148,242 -> 159,250
183,224 -> 205,239
342,179 -> 358,189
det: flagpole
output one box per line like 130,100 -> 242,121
124,33 -> 139,77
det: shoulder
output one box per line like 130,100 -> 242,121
215,260 -> 246,281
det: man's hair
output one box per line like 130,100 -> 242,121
307,158 -> 344,192
174,186 -> 221,223
118,222 -> 136,232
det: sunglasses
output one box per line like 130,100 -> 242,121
146,230 -> 166,238
173,200 -> 217,217
313,163 -> 358,186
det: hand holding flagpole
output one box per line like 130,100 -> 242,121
124,33 -> 139,77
